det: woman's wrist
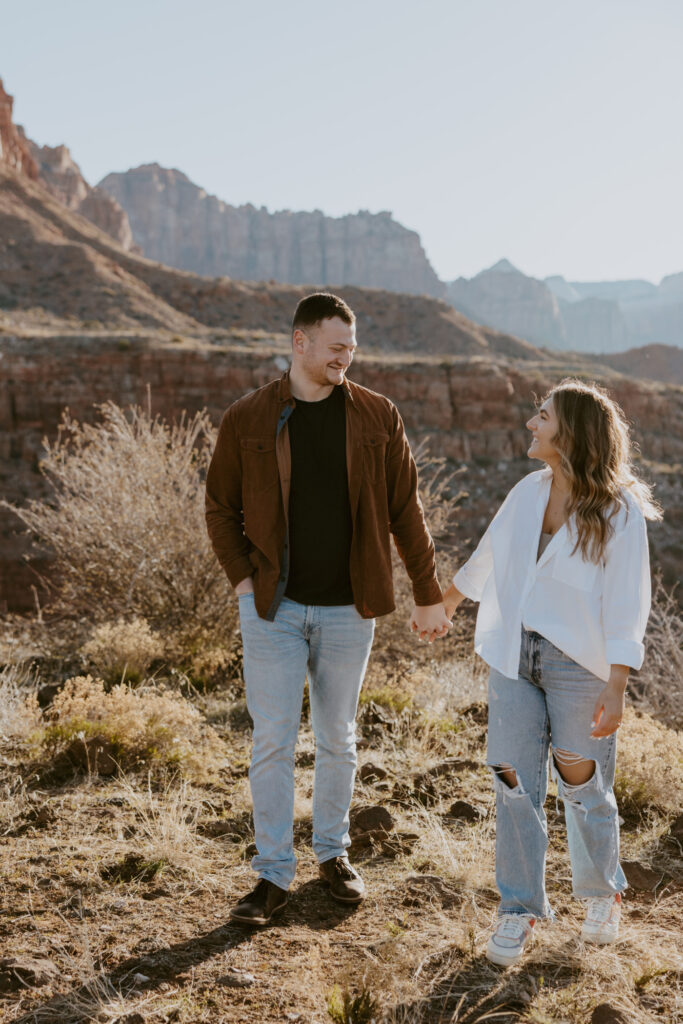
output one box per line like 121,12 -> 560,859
607,665 -> 629,692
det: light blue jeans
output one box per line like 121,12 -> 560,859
487,628 -> 627,919
238,594 -> 375,890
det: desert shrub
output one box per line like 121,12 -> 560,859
2,401 -> 234,641
327,984 -> 380,1024
631,576 -> 683,730
615,705 -> 683,815
0,664 -> 41,742
80,617 -> 165,685
35,675 -> 227,780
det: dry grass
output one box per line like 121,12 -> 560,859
0,662 -> 41,742
632,574 -> 683,730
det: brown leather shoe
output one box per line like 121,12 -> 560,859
229,878 -> 288,925
319,857 -> 365,903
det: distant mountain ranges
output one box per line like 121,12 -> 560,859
1,77 -> 681,355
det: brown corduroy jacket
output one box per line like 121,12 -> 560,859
205,371 -> 442,620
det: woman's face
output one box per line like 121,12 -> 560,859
526,396 -> 560,463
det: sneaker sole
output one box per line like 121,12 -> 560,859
485,942 -> 524,966
581,929 -> 618,944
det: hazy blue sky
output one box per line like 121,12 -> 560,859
2,0 -> 681,283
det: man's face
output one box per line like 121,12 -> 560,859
293,316 -> 357,388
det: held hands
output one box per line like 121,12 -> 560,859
409,602 -> 452,643
591,667 -> 628,738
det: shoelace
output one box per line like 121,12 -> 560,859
333,859 -> 356,880
585,897 -> 616,922
495,914 -> 534,938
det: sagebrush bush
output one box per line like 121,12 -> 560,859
80,617 -> 165,685
615,705 -> 683,814
632,575 -> 683,730
2,401 -> 235,641
36,675 -> 227,779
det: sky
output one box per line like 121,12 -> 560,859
2,0 -> 682,284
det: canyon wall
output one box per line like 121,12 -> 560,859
98,164 -> 445,298
1,336 -> 680,612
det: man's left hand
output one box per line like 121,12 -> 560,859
409,603 -> 452,643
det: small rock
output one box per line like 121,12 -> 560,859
0,956 -> 60,992
379,831 -> 420,858
216,968 -> 256,988
622,860 -> 663,892
132,972 -> 150,985
199,820 -> 239,838
445,800 -> 484,822
350,805 -> 395,835
359,762 -> 388,783
591,1004 -> 630,1024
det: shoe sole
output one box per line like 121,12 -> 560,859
319,878 -> 365,903
581,930 -> 618,944
486,949 -> 524,967
327,889 -> 365,904
229,901 -> 287,926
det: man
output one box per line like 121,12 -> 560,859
205,292 -> 450,925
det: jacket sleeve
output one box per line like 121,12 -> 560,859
385,404 -> 443,607
601,503 -> 651,670
205,406 -> 254,588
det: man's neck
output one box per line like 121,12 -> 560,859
289,367 -> 336,402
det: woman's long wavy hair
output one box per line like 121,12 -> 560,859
546,378 -> 662,563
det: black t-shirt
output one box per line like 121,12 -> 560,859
285,386 -> 354,606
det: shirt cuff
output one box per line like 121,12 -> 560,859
605,638 -> 645,671
453,567 -> 481,603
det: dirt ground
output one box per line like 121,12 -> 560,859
1,673 -> 682,1024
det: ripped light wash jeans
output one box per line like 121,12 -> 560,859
239,594 -> 375,890
487,628 -> 627,919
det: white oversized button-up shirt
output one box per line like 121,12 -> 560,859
453,467 -> 651,682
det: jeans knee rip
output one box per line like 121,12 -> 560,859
489,764 -> 527,799
552,757 -> 605,816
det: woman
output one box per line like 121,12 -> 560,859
439,378 -> 660,967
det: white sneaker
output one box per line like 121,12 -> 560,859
486,914 -> 536,966
581,892 -> 622,944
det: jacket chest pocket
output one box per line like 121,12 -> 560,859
240,437 -> 279,495
552,550 -> 601,592
363,432 -> 390,483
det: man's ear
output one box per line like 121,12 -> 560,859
292,328 -> 308,354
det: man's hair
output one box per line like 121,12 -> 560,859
292,292 -> 355,334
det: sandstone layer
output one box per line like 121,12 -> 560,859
24,138 -> 137,252
0,79 -> 38,179
98,164 -> 445,298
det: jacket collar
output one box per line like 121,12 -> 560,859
277,369 -> 356,404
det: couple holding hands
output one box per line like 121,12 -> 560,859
205,292 -> 657,967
